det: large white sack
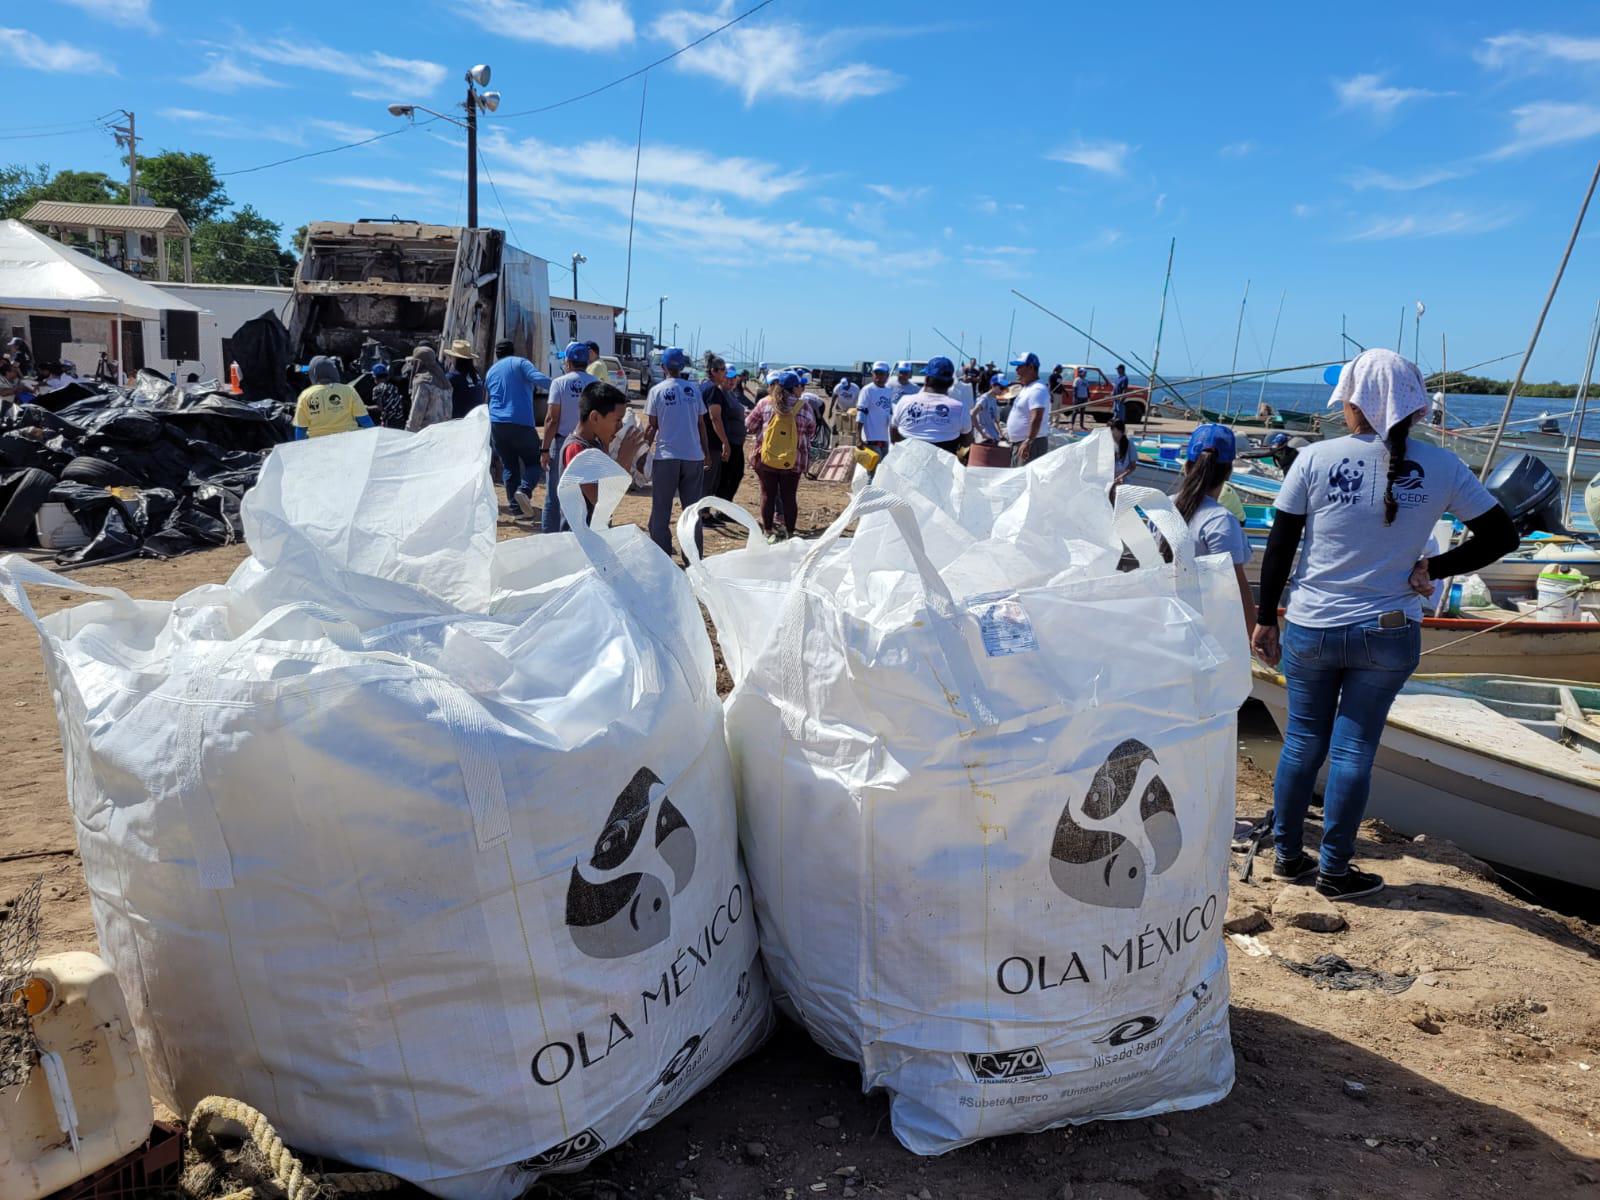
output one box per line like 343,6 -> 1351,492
682,458 -> 1251,1155
0,410 -> 772,1199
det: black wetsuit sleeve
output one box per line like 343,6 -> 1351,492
1427,504 -> 1519,580
1255,511 -> 1306,628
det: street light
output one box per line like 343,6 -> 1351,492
658,295 -> 669,348
388,64 -> 501,229
571,252 -> 587,299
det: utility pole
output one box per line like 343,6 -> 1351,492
112,110 -> 138,204
658,295 -> 668,347
570,252 -> 586,300
465,77 -> 478,229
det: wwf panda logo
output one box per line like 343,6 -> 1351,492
1048,739 -> 1181,909
565,768 -> 697,959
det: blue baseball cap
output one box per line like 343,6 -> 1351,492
871,360 -> 890,373
1266,431 -> 1290,449
1009,351 -> 1040,369
370,361 -> 388,377
989,371 -> 1010,387
662,346 -> 689,370
1186,423 -> 1236,464
924,355 -> 955,381
774,370 -> 802,390
564,341 -> 590,364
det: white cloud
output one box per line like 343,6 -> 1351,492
1486,101 -> 1600,159
1344,165 -> 1463,191
866,183 -> 930,204
1154,192 -> 1166,214
649,8 -> 898,105
483,130 -> 804,202
189,55 -> 285,92
1047,139 -> 1134,176
1086,229 -> 1124,249
457,0 -> 634,49
324,175 -> 447,197
56,0 -> 153,29
1292,203 -> 1314,218
238,36 -> 447,99
962,244 -> 1031,256
1334,73 -> 1444,115
0,27 -> 113,72
1343,209 -> 1514,241
1219,140 -> 1255,158
1476,32 -> 1600,71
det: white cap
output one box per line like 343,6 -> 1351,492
871,360 -> 890,373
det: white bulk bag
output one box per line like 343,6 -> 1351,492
682,470 -> 1250,1154
0,410 -> 771,1199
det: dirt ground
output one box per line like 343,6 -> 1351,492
3,465 -> 1599,1200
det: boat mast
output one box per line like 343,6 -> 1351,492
1142,237 -> 1175,436
1255,288 -> 1286,419
1480,155 -> 1600,482
1564,298 -> 1600,513
1225,279 -> 1250,415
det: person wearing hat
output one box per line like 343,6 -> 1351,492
1005,351 -> 1050,464
5,336 -> 32,378
1253,348 -> 1518,901
889,356 -> 970,454
890,361 -> 919,403
746,370 -> 816,542
405,346 -> 453,432
293,355 -> 374,440
644,346 -> 708,560
1070,366 -> 1091,431
1112,364 -> 1131,424
1170,424 -> 1253,632
486,338 -> 550,516
369,360 -> 407,429
831,372 -> 860,435
584,341 -> 610,384
856,361 -> 895,457
972,371 -> 1007,444
444,339 -> 484,420
540,341 -> 596,533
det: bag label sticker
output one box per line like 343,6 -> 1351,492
967,591 -> 1038,657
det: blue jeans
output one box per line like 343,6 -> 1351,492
541,435 -> 566,533
490,421 -> 542,508
1112,397 -> 1126,423
1272,617 -> 1421,875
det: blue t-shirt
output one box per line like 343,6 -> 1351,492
484,355 -> 542,426
547,369 -> 593,439
1188,497 -> 1251,566
1275,432 -> 1496,627
647,377 -> 707,461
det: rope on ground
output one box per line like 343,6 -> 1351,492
186,1095 -> 403,1200
1419,578 -> 1600,659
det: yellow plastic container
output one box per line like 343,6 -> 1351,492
0,951 -> 153,1200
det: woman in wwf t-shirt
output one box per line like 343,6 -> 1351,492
1251,349 -> 1517,902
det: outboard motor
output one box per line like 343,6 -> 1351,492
1485,452 -> 1566,536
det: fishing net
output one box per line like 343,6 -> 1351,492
0,876 -> 44,1091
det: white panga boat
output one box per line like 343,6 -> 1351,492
1250,666 -> 1600,889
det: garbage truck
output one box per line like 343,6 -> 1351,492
284,220 -> 552,370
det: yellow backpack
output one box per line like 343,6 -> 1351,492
760,401 -> 799,470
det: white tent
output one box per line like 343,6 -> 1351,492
0,218 -> 200,320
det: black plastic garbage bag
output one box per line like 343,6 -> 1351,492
231,311 -> 294,404
5,404 -> 84,438
29,380 -> 102,413
77,407 -> 165,445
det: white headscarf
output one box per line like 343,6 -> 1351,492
1328,347 -> 1428,435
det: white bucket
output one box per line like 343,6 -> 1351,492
1536,567 -> 1585,623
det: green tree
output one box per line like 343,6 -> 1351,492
191,205 -> 297,285
130,150 -> 229,225
0,163 -> 124,218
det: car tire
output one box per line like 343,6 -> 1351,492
1124,402 -> 1146,425
62,456 -> 141,487
0,468 -> 59,547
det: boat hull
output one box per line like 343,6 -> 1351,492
1251,670 -> 1600,889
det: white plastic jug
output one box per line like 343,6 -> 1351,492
0,952 -> 154,1200
1536,566 -> 1585,623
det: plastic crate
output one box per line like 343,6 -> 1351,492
48,1120 -> 183,1200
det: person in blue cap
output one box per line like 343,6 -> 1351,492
1005,351 -> 1050,463
972,371 -> 1007,444
889,356 -> 970,454
368,360 -> 407,429
486,337 -> 550,516
540,341 -> 596,533
857,361 -> 895,456
644,346 -> 708,560
1173,425 -> 1254,635
1070,366 -> 1091,431
891,361 -> 920,403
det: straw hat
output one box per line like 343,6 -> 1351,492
447,338 -> 479,362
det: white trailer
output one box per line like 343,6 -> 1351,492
150,282 -> 292,381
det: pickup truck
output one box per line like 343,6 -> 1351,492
1054,364 -> 1147,425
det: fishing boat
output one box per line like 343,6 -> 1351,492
1414,422 -> 1600,481
1149,399 -> 1322,433
1250,667 -> 1600,889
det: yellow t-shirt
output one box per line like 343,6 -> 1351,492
587,358 -> 612,384
293,384 -> 368,437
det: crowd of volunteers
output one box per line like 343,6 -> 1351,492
280,341 -> 1522,905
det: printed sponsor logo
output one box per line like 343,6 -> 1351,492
1326,457 -> 1366,506
1049,739 -> 1182,909
1093,1015 -> 1162,1047
966,1045 -> 1052,1084
565,767 -> 698,960
1391,459 -> 1428,505
516,1128 -> 607,1171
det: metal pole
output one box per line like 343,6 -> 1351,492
1142,237 -> 1174,436
1005,308 -> 1016,367
126,111 -> 137,204
1225,279 -> 1249,413
1085,307 -> 1094,363
1480,155 -> 1600,481
1413,303 -> 1422,365
658,297 -> 665,346
1564,299 -> 1600,512
1396,307 -> 1404,352
465,80 -> 478,228
622,75 -> 647,330
571,256 -> 578,299
1255,288 -> 1286,421
1439,333 -> 1448,429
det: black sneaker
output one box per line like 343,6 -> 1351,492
1317,866 -> 1384,901
1272,853 -> 1319,883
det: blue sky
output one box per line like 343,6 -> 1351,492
6,1 -> 1600,379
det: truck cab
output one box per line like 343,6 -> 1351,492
1057,363 -> 1146,424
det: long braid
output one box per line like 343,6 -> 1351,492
1382,422 -> 1408,525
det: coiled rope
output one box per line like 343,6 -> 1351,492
184,1095 -> 402,1200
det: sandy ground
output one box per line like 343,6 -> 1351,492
3,462 -> 1600,1200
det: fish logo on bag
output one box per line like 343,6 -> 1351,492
565,767 -> 698,959
1048,739 -> 1181,909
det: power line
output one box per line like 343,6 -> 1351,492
216,121 -> 436,178
493,0 -> 778,119
476,148 -> 518,246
